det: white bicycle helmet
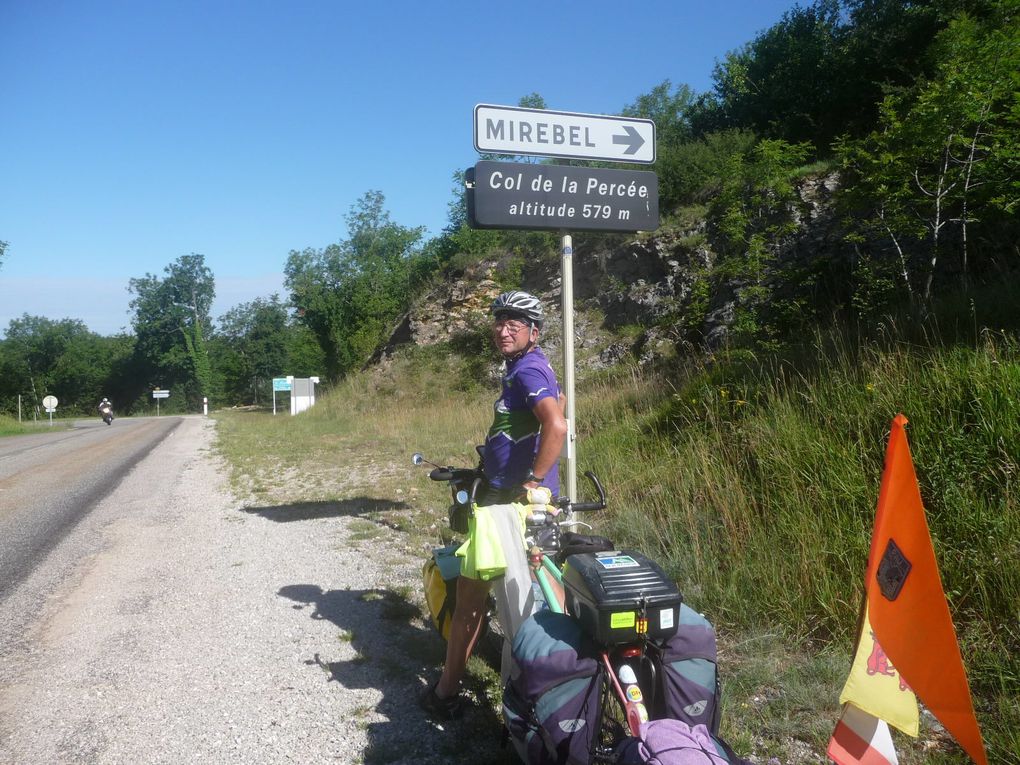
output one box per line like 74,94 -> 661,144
491,290 -> 544,327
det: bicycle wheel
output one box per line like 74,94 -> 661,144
591,670 -> 630,764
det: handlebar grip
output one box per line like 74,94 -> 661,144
568,502 -> 605,513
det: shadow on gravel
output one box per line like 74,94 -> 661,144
241,497 -> 410,522
278,583 -> 508,765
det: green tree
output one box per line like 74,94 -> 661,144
697,1 -> 844,147
283,321 -> 327,379
707,139 -> 813,345
623,80 -> 696,149
0,315 -> 127,414
286,192 -> 425,378
215,295 -> 290,405
129,254 -> 215,408
693,0 -> 989,150
623,81 -> 720,210
836,1 -> 1020,306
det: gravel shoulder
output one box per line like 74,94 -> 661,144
0,417 -> 499,765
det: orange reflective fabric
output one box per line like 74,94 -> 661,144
864,414 -> 987,765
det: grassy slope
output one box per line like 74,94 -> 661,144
213,325 -> 1019,765
0,414 -> 75,436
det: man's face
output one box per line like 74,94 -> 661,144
492,315 -> 537,357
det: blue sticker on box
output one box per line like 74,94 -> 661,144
596,555 -> 640,569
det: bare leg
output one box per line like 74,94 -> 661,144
435,575 -> 491,698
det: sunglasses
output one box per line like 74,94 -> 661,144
493,319 -> 531,335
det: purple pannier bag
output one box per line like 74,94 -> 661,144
613,721 -> 750,765
649,603 -> 721,734
503,610 -> 603,765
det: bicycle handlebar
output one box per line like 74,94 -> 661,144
557,471 -> 607,513
415,453 -> 607,513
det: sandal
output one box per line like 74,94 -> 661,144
418,681 -> 465,721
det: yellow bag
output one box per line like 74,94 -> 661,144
423,545 -> 461,640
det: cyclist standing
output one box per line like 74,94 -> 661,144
420,290 -> 567,721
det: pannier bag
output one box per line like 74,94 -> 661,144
649,603 -> 721,734
613,720 -> 751,765
422,545 -> 462,640
503,610 -> 603,765
554,531 -> 616,565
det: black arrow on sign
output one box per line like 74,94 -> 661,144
612,126 -> 645,155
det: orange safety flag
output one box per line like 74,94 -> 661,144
862,414 -> 987,765
828,702 -> 899,765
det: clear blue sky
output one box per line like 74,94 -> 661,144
0,0 -> 796,336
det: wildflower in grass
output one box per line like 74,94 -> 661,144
865,383 -> 875,393
720,388 -> 730,399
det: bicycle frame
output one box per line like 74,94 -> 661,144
529,546 -> 652,738
415,453 -> 652,753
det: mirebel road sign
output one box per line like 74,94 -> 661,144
152,389 -> 170,399
467,161 -> 659,233
474,104 -> 656,164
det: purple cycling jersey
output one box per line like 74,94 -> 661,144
482,346 -> 560,496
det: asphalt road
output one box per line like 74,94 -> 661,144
0,416 -> 183,601
0,416 -> 492,764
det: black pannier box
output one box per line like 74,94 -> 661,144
562,550 -> 683,646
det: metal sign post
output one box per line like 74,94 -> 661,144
152,389 -> 169,416
560,234 -> 577,501
272,377 -> 293,415
42,395 -> 57,427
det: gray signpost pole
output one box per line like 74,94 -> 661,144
560,233 -> 577,502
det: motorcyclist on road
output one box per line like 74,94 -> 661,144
98,398 -> 114,424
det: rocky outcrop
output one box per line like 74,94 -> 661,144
383,171 -> 847,367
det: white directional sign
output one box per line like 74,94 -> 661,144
152,389 -> 170,399
474,104 -> 656,164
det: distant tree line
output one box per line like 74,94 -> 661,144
2,0 -> 1016,414
0,254 -> 325,417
